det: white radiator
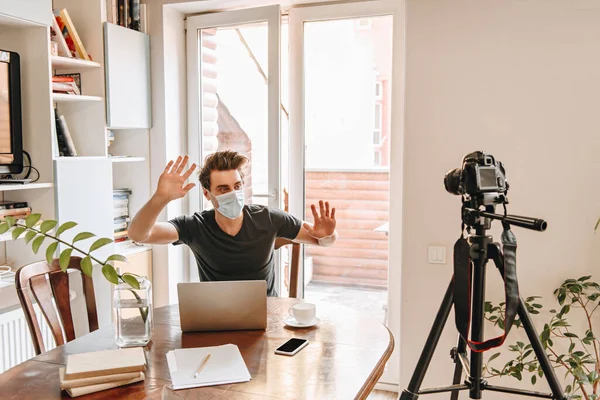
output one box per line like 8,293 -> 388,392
0,305 -> 56,373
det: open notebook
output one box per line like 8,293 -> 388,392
166,344 -> 251,390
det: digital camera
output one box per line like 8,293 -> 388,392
444,151 -> 508,197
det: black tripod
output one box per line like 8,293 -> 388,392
399,208 -> 568,400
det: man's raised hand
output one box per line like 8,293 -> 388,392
303,200 -> 336,239
154,156 -> 197,202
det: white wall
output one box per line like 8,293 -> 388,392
145,2 -> 189,307
401,0 -> 600,396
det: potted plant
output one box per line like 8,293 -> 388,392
483,276 -> 600,399
0,213 -> 152,347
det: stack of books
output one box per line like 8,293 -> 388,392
54,107 -> 77,157
0,200 -> 31,220
114,189 -> 132,244
59,347 -> 146,398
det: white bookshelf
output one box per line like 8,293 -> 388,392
109,156 -> 146,163
52,93 -> 103,102
50,55 -> 102,69
0,183 -> 54,192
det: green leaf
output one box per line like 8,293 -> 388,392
4,216 -> 16,228
105,254 -> 127,263
72,232 -> 95,243
59,248 -> 73,271
89,237 -> 113,252
55,221 -> 77,237
101,264 -> 119,285
595,217 -> 600,232
569,343 -> 575,353
25,213 -> 41,228
40,220 -> 57,234
45,241 -> 58,264
577,275 -> 591,282
121,274 -> 140,290
11,226 -> 26,240
32,235 -> 45,254
564,332 -> 578,338
81,257 -> 93,277
24,230 -> 36,244
0,222 -> 8,234
488,353 -> 501,362
531,375 -> 536,385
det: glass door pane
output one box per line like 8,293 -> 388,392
199,22 -> 270,209
301,16 -> 393,324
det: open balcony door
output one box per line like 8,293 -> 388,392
186,6 -> 284,287
289,0 -> 405,387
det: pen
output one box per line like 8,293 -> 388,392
193,354 -> 211,378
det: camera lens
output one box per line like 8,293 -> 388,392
444,168 -> 463,195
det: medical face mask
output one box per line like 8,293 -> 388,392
212,189 -> 245,219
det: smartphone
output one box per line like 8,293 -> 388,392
274,338 -> 309,356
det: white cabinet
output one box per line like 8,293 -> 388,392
104,22 -> 151,129
54,157 -> 115,327
0,0 -> 52,26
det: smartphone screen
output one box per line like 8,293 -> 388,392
276,338 -> 308,354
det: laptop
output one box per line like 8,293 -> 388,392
177,280 -> 267,332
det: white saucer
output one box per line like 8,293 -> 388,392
284,316 -> 320,328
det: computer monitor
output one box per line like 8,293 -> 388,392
0,49 -> 23,174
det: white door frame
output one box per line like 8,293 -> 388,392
186,5 -> 282,285
289,0 -> 405,386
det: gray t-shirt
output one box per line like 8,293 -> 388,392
168,204 -> 302,297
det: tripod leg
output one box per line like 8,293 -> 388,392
450,335 -> 467,400
399,280 -> 455,400
517,298 -> 567,399
488,245 -> 567,400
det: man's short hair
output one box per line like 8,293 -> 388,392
199,150 -> 249,190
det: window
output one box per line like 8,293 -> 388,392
375,80 -> 383,100
373,102 -> 382,145
355,18 -> 372,30
374,150 -> 381,166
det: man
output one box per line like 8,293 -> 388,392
128,151 -> 338,296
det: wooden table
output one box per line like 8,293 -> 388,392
0,297 -> 394,399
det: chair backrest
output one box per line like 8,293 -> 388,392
15,256 -> 98,355
275,238 -> 300,298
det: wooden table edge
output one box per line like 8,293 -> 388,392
355,323 -> 395,400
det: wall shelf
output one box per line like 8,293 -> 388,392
51,55 -> 102,70
52,93 -> 103,102
110,156 -> 146,163
0,182 -> 53,192
116,242 -> 151,257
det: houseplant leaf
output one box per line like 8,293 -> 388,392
11,226 -> 26,240
72,232 -> 95,243
24,230 -> 36,244
59,248 -> 73,271
45,241 -> 58,264
105,254 -> 127,263
25,213 -> 41,228
32,235 -> 45,254
4,216 -> 16,228
40,220 -> 57,234
121,274 -> 140,290
81,256 -> 93,277
0,222 -> 8,234
101,264 -> 119,285
89,238 -> 113,252
55,221 -> 77,237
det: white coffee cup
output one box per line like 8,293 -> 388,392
288,303 -> 316,324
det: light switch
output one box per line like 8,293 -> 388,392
428,246 -> 447,264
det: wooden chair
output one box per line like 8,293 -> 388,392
15,256 -> 99,355
275,237 -> 301,298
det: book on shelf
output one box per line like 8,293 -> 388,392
0,207 -> 32,217
54,74 -> 81,95
54,108 -> 77,157
50,13 -> 71,58
54,9 -> 91,60
109,0 -> 144,32
0,201 -> 28,210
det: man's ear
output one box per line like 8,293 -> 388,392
202,188 -> 210,200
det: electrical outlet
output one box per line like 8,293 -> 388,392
428,246 -> 446,264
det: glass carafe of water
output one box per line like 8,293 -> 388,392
113,276 -> 153,347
